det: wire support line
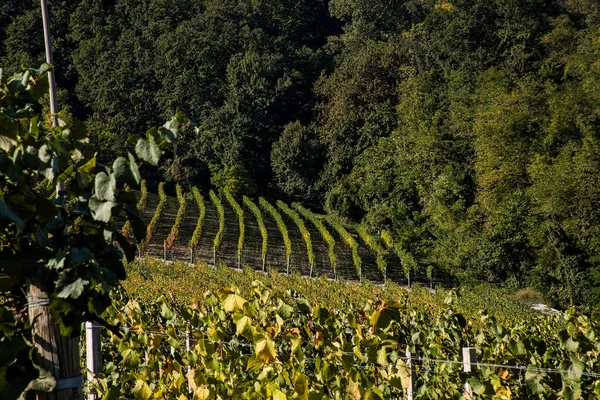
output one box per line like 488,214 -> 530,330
104,326 -> 600,379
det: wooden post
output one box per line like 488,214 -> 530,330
462,347 -> 477,399
28,275 -> 82,400
86,321 -> 102,400
405,348 -> 416,400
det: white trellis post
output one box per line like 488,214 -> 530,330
405,348 -> 416,400
462,347 -> 477,399
86,321 -> 102,400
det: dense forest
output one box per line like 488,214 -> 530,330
2,0 -> 599,309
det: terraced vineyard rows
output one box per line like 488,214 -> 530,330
133,184 -> 428,285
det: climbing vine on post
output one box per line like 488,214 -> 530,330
0,66 -> 182,399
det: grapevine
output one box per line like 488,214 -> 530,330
259,197 -> 292,273
164,184 -> 186,257
243,196 -> 268,270
381,229 -> 417,286
293,203 -> 337,277
189,187 -> 206,261
355,224 -> 388,282
225,190 -> 245,268
98,268 -> 600,400
210,189 -> 225,264
277,200 -> 315,276
121,179 -> 147,239
325,215 -> 362,281
139,182 -> 166,253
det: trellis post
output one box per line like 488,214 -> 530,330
86,321 -> 102,400
462,347 -> 477,399
405,348 -> 416,400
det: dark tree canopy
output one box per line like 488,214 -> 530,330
3,0 -> 600,308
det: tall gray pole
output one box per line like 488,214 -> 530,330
40,0 -> 59,128
40,0 -> 64,196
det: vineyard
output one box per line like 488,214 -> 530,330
91,260 -> 600,399
127,183 -> 417,285
98,185 -> 600,398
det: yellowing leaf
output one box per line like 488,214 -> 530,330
132,379 -> 152,400
222,293 -> 247,312
346,380 -> 361,399
256,337 -> 278,364
234,314 -> 252,335
294,374 -> 309,399
193,386 -> 212,400
273,389 -> 287,400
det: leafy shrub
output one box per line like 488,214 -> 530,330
513,288 -> 551,306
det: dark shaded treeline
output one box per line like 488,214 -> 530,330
2,0 -> 600,308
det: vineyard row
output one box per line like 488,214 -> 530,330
126,185 -> 432,285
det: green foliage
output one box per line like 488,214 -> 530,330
355,224 -> 387,280
164,184 -> 186,255
139,182 -> 167,253
108,261 -> 600,399
224,190 -> 245,267
380,229 -> 394,250
259,197 -> 291,271
380,229 -> 418,285
293,203 -> 337,276
277,200 -> 315,273
210,190 -> 225,261
189,187 -> 206,251
0,66 -> 177,398
4,0 -> 600,307
325,216 -> 362,279
125,259 -> 537,324
243,196 -> 268,269
270,121 -> 323,200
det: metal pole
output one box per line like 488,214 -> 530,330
40,0 -> 58,128
41,0 -> 64,197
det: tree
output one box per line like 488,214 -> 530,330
270,121 -> 324,200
